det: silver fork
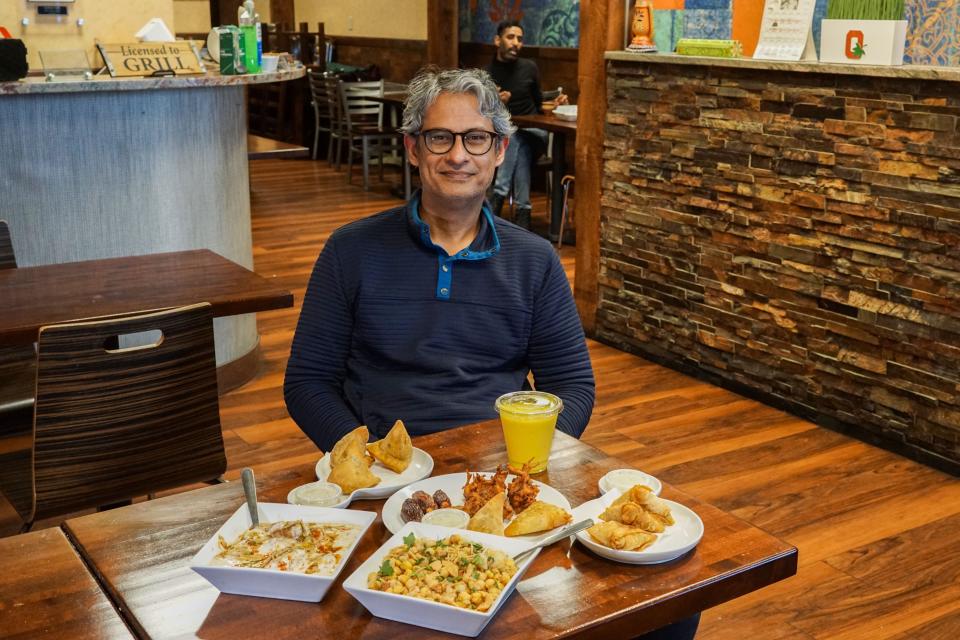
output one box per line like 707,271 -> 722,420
512,518 -> 594,563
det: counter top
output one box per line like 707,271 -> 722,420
604,51 -> 960,82
0,67 -> 305,96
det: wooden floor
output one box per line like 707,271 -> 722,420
5,158 -> 958,638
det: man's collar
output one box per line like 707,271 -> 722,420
406,190 -> 500,260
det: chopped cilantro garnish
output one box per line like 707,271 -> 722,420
379,559 -> 394,576
472,571 -> 480,579
403,532 -> 416,547
472,555 -> 484,566
472,542 -> 483,552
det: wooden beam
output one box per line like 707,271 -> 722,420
574,0 -> 622,334
270,0 -> 296,29
427,0 -> 458,69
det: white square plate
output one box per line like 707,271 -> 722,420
190,502 -> 376,602
342,522 -> 540,637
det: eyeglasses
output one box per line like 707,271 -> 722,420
418,129 -> 499,155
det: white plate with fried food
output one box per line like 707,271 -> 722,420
381,470 -> 572,543
315,447 -> 434,501
571,487 -> 703,565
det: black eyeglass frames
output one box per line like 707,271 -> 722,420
417,129 -> 500,155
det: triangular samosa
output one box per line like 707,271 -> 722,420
467,492 -> 506,536
367,420 -> 413,473
327,453 -> 380,494
504,501 -> 572,537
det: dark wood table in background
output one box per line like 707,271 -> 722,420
0,249 -> 293,347
63,421 -> 797,640
511,113 -> 577,242
0,527 -> 133,639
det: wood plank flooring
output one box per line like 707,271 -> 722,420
3,158 -> 956,638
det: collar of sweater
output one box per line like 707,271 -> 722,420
406,190 -> 501,260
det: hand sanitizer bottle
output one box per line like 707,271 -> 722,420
238,0 -> 260,73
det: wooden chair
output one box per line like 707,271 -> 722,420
0,220 -> 36,420
323,75 -> 345,169
0,303 -> 227,531
307,69 -> 336,162
339,79 -> 403,190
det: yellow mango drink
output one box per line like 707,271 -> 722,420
495,391 -> 563,473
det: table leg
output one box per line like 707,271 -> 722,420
549,132 -> 566,241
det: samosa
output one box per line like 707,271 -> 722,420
367,420 -> 413,473
467,493 -> 506,536
327,453 -> 380,494
329,426 -> 372,468
504,501 -> 572,537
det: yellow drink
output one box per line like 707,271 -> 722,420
495,391 -> 563,473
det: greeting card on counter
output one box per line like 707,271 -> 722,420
753,0 -> 818,61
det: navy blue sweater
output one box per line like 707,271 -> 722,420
284,194 -> 595,452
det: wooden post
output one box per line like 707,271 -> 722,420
574,0 -> 623,334
270,0 -> 296,30
427,0 -> 459,69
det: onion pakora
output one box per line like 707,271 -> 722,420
506,463 -> 539,514
462,466 -> 513,519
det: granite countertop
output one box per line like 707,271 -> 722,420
0,67 -> 306,96
605,51 -> 960,82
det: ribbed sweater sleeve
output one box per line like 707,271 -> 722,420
528,251 -> 595,438
283,236 -> 360,452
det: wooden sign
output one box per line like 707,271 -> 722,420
97,42 -> 206,78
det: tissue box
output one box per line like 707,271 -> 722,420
820,20 -> 907,66
0,39 -> 28,81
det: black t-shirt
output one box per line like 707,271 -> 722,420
486,57 -> 542,117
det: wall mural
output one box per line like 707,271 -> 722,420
459,0 -> 580,47
459,0 -> 959,66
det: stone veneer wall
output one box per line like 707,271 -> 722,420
598,60 -> 960,472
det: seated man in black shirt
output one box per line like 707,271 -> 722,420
486,20 -> 566,230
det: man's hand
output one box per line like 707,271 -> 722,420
555,93 -> 569,106
499,89 -> 512,103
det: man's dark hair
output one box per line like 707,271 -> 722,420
496,20 -> 523,36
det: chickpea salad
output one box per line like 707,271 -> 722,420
367,534 -> 518,612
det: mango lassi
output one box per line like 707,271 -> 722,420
495,391 -> 563,473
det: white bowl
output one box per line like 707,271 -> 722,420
598,468 -> 662,496
190,502 -> 375,602
571,491 -> 703,565
287,481 -> 351,508
553,105 -> 577,121
316,446 -> 434,501
342,522 -> 540,637
421,507 -> 470,529
261,54 -> 279,73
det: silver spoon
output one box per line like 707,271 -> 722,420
513,518 -> 594,562
241,467 -> 259,528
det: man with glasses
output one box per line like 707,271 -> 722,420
487,20 -> 567,230
284,67 -> 594,455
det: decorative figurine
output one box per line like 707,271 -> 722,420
627,0 -> 657,52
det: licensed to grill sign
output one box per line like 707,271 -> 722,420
97,42 -> 205,77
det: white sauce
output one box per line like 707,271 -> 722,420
422,508 -> 469,528
295,482 -> 343,506
606,469 -> 654,492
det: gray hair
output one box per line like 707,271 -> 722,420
401,67 -> 516,139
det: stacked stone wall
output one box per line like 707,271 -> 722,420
598,60 -> 960,470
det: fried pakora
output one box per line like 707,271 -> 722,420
506,463 -> 540,514
462,465 -> 513,519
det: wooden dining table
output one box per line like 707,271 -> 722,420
511,113 -> 577,243
0,527 -> 133,639
62,421 -> 797,640
0,249 -> 293,347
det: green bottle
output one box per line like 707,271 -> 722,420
238,0 -> 259,73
